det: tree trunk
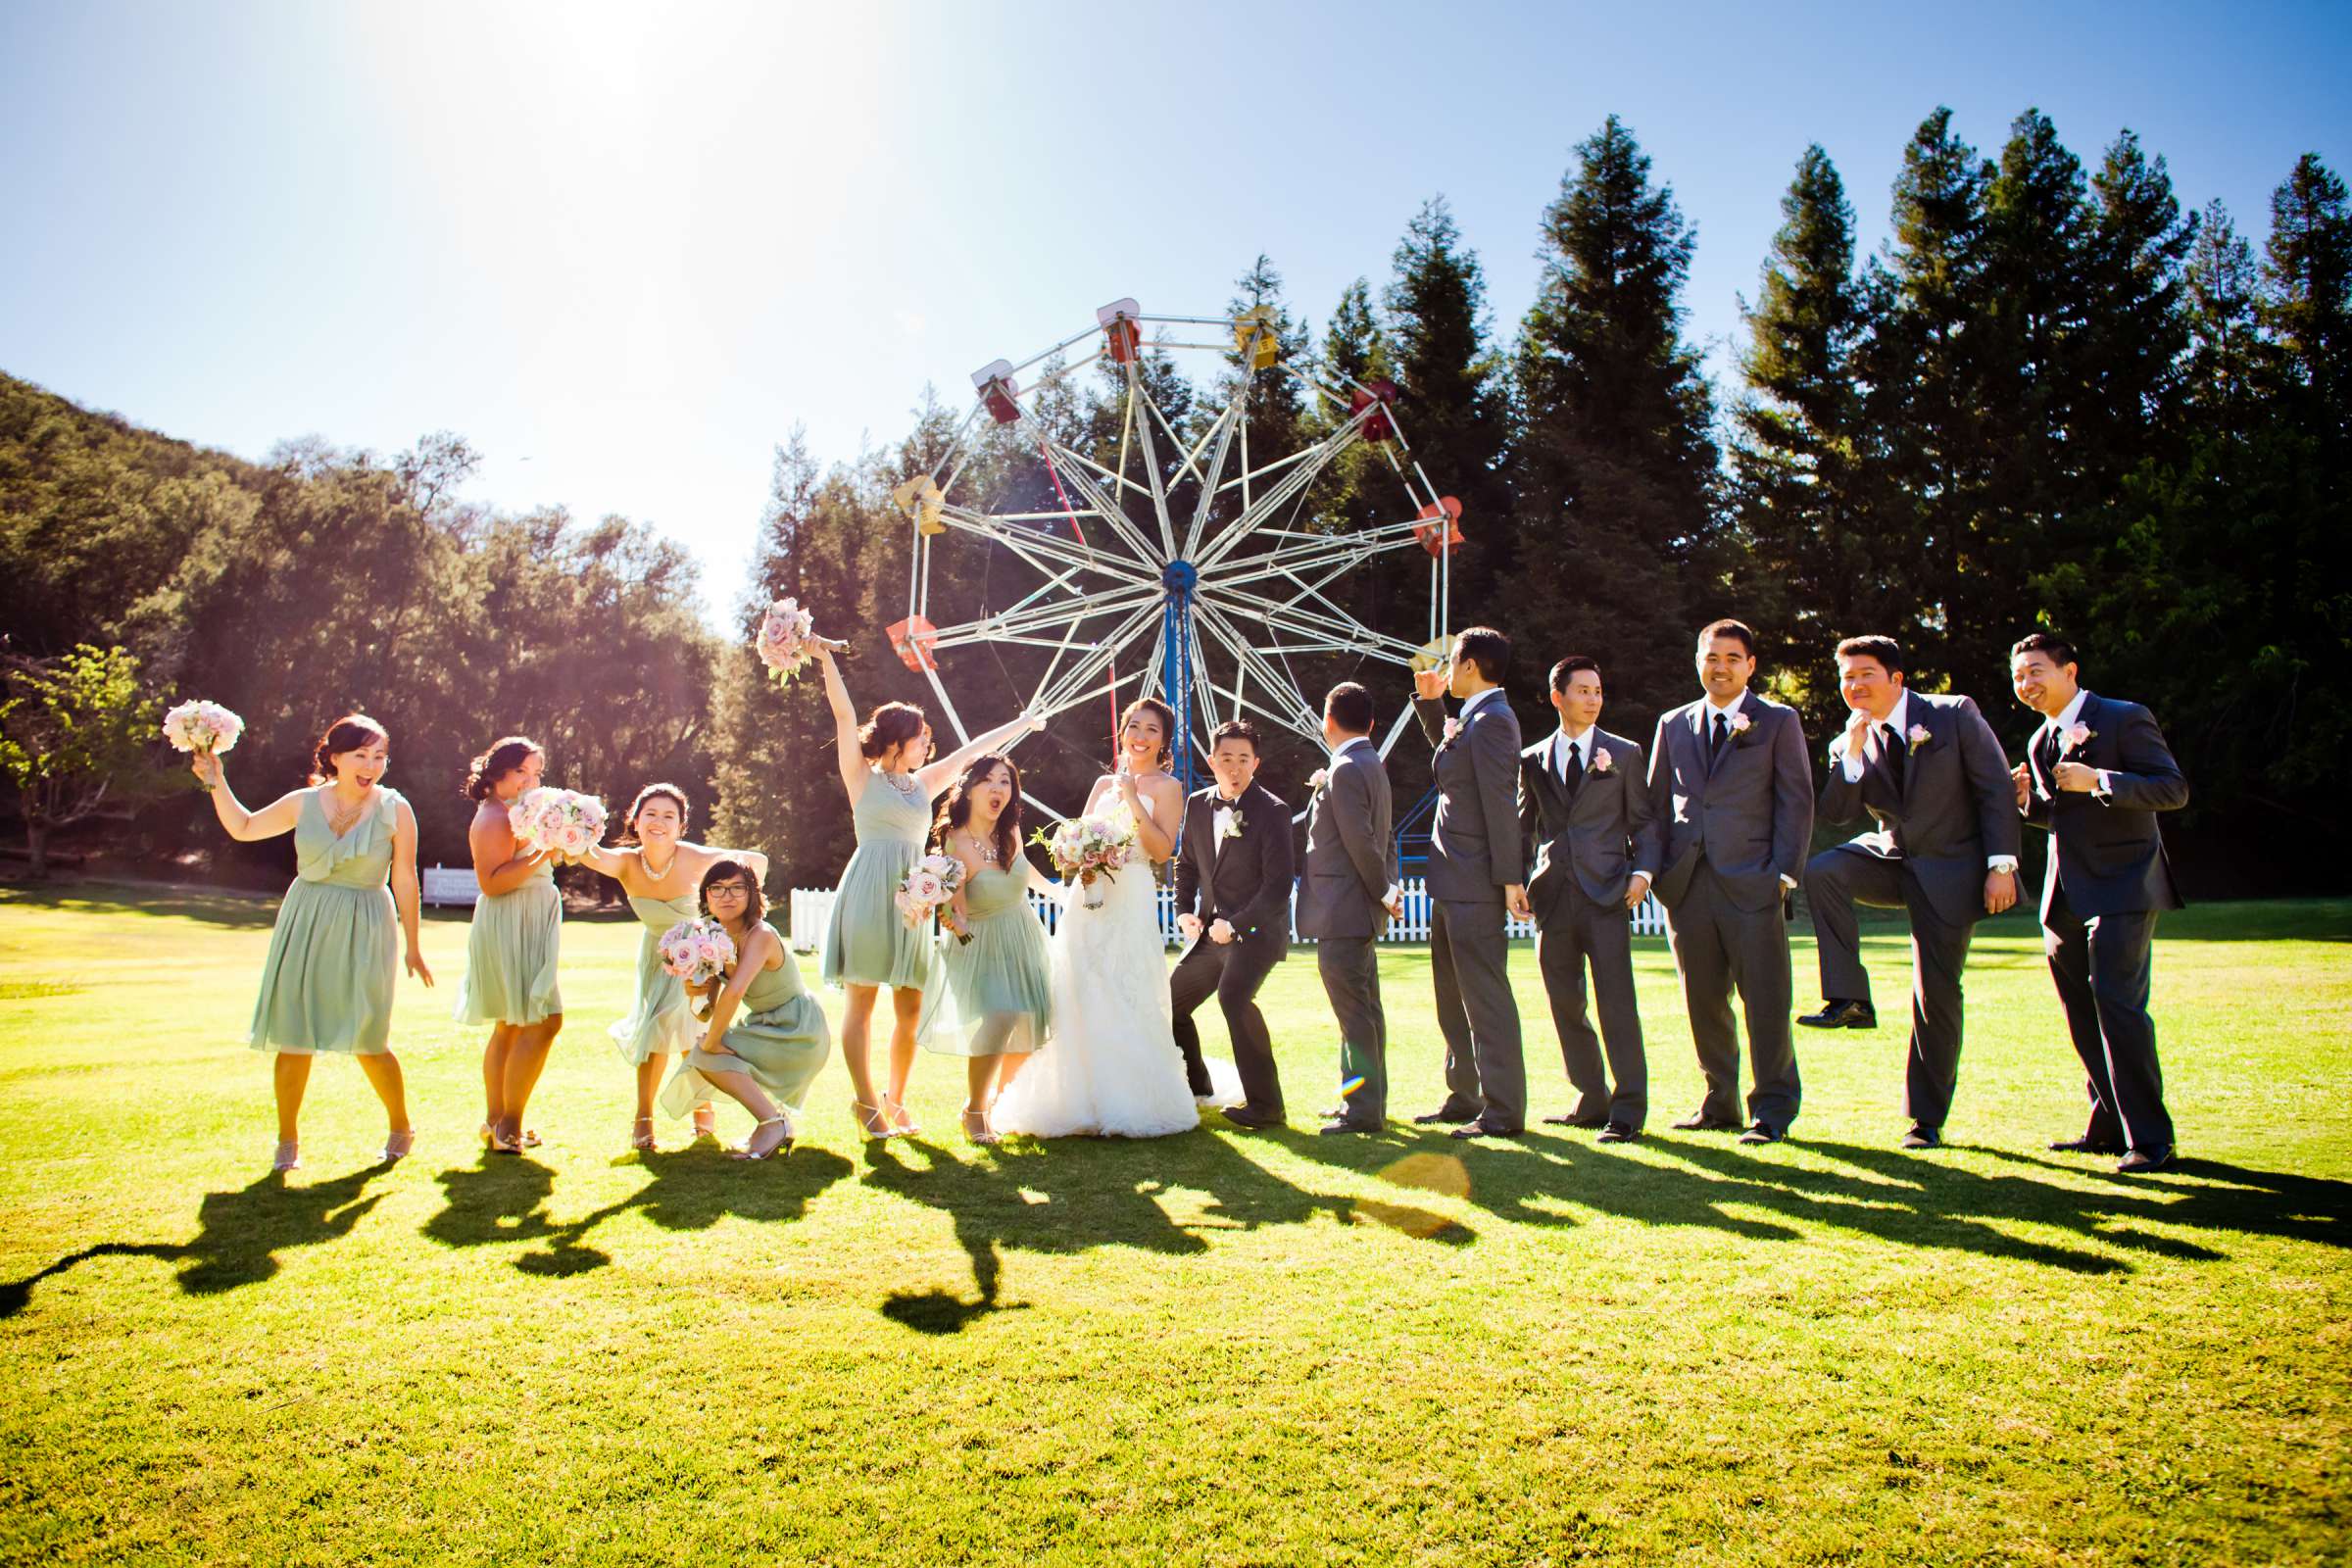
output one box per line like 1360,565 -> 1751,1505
24,815 -> 49,880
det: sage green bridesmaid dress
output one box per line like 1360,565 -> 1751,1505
249,786 -> 404,1054
455,844 -> 563,1026
820,771 -> 937,990
917,864 -> 1052,1056
610,887 -> 700,1062
661,920 -> 832,1118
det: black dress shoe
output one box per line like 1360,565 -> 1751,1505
2049,1134 -> 2128,1155
1541,1113 -> 1609,1129
2116,1147 -> 2175,1173
1672,1112 -> 1742,1132
1317,1120 -> 1375,1136
1596,1122 -> 1640,1144
1798,999 -> 1877,1029
1737,1122 -> 1783,1146
1899,1124 -> 1941,1150
1449,1120 -> 1521,1140
1413,1105 -> 1479,1126
1221,1106 -> 1282,1131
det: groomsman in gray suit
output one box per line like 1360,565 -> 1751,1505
1646,619 -> 1814,1144
1296,683 -> 1403,1135
1512,657 -> 1662,1142
1410,626 -> 1529,1139
1799,635 -> 2021,1149
2010,631 -> 2188,1174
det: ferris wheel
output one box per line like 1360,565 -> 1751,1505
886,296 -> 1464,812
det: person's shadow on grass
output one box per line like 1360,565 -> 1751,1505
421,1144 -> 854,1278
863,1123 -> 1473,1335
0,1165 -> 391,1317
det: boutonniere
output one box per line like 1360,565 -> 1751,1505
2062,722 -> 2094,754
1219,809 -> 1247,841
1442,717 -> 1461,746
1306,767 -> 1329,793
1727,711 -> 1752,737
1907,723 -> 1932,754
1589,748 -> 1614,774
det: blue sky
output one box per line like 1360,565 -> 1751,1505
4,0 -> 2345,618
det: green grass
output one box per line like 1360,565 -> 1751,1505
0,881 -> 2346,1566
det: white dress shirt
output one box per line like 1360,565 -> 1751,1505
2043,688 -> 2114,800
1704,691 -> 1793,890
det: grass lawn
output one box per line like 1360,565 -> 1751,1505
0,882 -> 2345,1566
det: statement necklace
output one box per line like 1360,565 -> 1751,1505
640,845 -> 679,883
323,787 -> 371,839
962,831 -> 1001,867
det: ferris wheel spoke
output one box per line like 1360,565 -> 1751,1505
937,508 -> 1157,587
1012,422 -> 1162,564
1193,600 -> 1321,735
1122,379 -> 1182,558
1029,600 -> 1166,716
1204,586 -> 1426,662
1178,385 -> 1249,562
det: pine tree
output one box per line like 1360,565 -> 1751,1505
1509,116 -> 1723,730
2261,152 -> 2352,437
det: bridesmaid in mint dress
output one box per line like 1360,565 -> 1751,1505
917,755 -> 1055,1144
457,737 -> 564,1154
810,638 -> 1042,1140
191,713 -> 433,1173
578,783 -> 769,1152
659,859 -> 828,1160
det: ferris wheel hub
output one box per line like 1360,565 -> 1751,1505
1160,560 -> 1200,593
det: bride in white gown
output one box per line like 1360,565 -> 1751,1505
992,700 -> 1242,1139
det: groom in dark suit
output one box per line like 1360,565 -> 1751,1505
1514,656 -> 1662,1142
1172,719 -> 1296,1129
1297,682 -> 1401,1134
1646,618 -> 1814,1144
1410,625 -> 1528,1139
2010,631 -> 2188,1173
1799,635 -> 2021,1149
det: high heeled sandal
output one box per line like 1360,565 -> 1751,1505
381,1129 -> 417,1164
271,1141 -> 302,1173
852,1100 -> 892,1140
884,1095 -> 922,1138
731,1116 -> 793,1161
960,1108 -> 999,1147
629,1115 -> 658,1152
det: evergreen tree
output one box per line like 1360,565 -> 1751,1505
1509,116 -> 1722,731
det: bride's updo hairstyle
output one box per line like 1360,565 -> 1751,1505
858,702 -> 928,767
1116,697 -> 1176,772
309,713 -> 390,786
931,754 -> 1022,874
465,736 -> 542,801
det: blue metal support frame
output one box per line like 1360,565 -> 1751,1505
1160,559 -> 1199,792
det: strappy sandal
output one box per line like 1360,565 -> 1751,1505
884,1095 -> 922,1138
271,1140 -> 302,1173
382,1129 -> 417,1164
852,1100 -> 892,1141
960,1108 -> 999,1147
731,1116 -> 793,1161
629,1115 -> 658,1152
690,1109 -> 719,1144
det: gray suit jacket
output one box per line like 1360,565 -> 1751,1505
1296,739 -> 1397,941
1517,727 -> 1663,920
2021,691 -> 2187,919
1819,692 -> 2021,928
1414,691 -> 1526,904
1646,691 -> 1814,914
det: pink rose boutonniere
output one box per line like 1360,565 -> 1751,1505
1589,749 -> 1615,774
1727,711 -> 1752,737
1442,717 -> 1461,746
1307,767 -> 1329,793
2063,722 -> 2094,754
1907,723 -> 1932,753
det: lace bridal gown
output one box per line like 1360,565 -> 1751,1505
992,793 -> 1240,1138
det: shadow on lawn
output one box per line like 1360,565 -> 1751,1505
0,1165 -> 390,1317
422,1145 -> 856,1276
1289,1128 -> 2347,1275
863,1127 -> 1475,1335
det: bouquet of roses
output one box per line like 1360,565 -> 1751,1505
659,915 -> 737,1018
509,786 -> 609,858
161,699 -> 245,758
755,596 -> 821,684
894,853 -> 966,930
1032,812 -> 1136,908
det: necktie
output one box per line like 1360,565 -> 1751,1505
1709,711 -> 1728,761
1561,739 -> 1584,793
2035,724 -> 2060,782
1881,722 -> 1906,792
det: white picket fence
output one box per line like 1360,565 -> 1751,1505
785,878 -> 1668,952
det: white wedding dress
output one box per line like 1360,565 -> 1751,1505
992,793 -> 1241,1138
